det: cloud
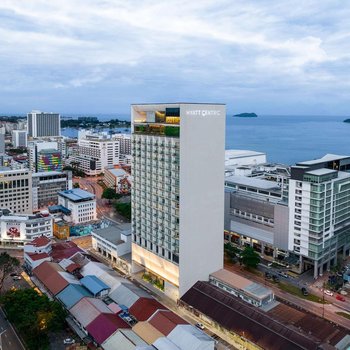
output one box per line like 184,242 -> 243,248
0,0 -> 350,113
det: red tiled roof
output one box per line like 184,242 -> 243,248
129,297 -> 166,322
148,310 -> 187,336
33,261 -> 69,295
51,241 -> 83,262
27,252 -> 50,261
26,236 -> 51,247
86,313 -> 130,345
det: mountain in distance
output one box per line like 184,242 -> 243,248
233,112 -> 258,118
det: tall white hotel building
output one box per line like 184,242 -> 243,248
131,103 -> 225,299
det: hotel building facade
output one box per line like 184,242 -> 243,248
289,154 -> 350,278
131,103 -> 225,299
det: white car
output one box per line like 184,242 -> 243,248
324,290 -> 334,296
63,338 -> 75,345
195,323 -> 205,330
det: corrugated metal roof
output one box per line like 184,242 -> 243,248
148,310 -> 187,336
56,284 -> 92,310
109,282 -> 151,308
107,302 -> 122,314
153,337 -> 181,350
58,188 -> 95,202
70,297 -> 113,328
168,325 -> 215,350
27,252 -> 50,261
132,321 -> 164,344
85,313 -> 130,345
80,261 -> 124,289
26,236 -> 51,247
181,281 -> 319,350
80,275 -> 110,295
51,241 -> 83,262
102,329 -> 147,350
33,261 -> 73,295
129,297 -> 165,322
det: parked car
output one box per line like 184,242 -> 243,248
63,338 -> 75,345
278,272 -> 289,278
324,290 -> 334,296
301,287 -> 309,296
195,323 -> 205,330
336,294 -> 346,302
265,272 -> 272,279
10,273 -> 19,277
12,276 -> 22,281
272,275 -> 280,283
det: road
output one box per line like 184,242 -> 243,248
225,263 -> 350,330
257,261 -> 350,313
0,308 -> 25,350
73,176 -> 128,222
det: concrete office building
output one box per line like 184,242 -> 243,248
91,222 -> 132,274
104,167 -> 131,194
27,110 -> 60,138
0,209 -> 53,246
131,103 -> 225,299
28,141 -> 62,173
0,167 -> 32,214
32,171 -> 72,211
69,131 -> 121,176
289,154 -> 350,277
58,188 -> 96,224
12,130 -> 27,148
224,174 -> 290,259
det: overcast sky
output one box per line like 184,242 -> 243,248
1,0 -> 349,115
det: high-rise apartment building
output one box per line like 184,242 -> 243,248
0,167 -> 32,214
27,110 -> 60,138
131,103 -> 225,299
289,154 -> 350,277
12,130 -> 27,148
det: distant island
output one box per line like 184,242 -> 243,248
343,118 -> 350,123
61,117 -> 131,129
233,113 -> 258,118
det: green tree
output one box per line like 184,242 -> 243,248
224,243 -> 240,261
115,202 -> 131,221
0,252 -> 20,292
0,289 -> 67,350
102,187 -> 118,200
73,182 -> 80,188
241,246 -> 260,269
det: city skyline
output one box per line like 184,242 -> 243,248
1,1 -> 350,115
